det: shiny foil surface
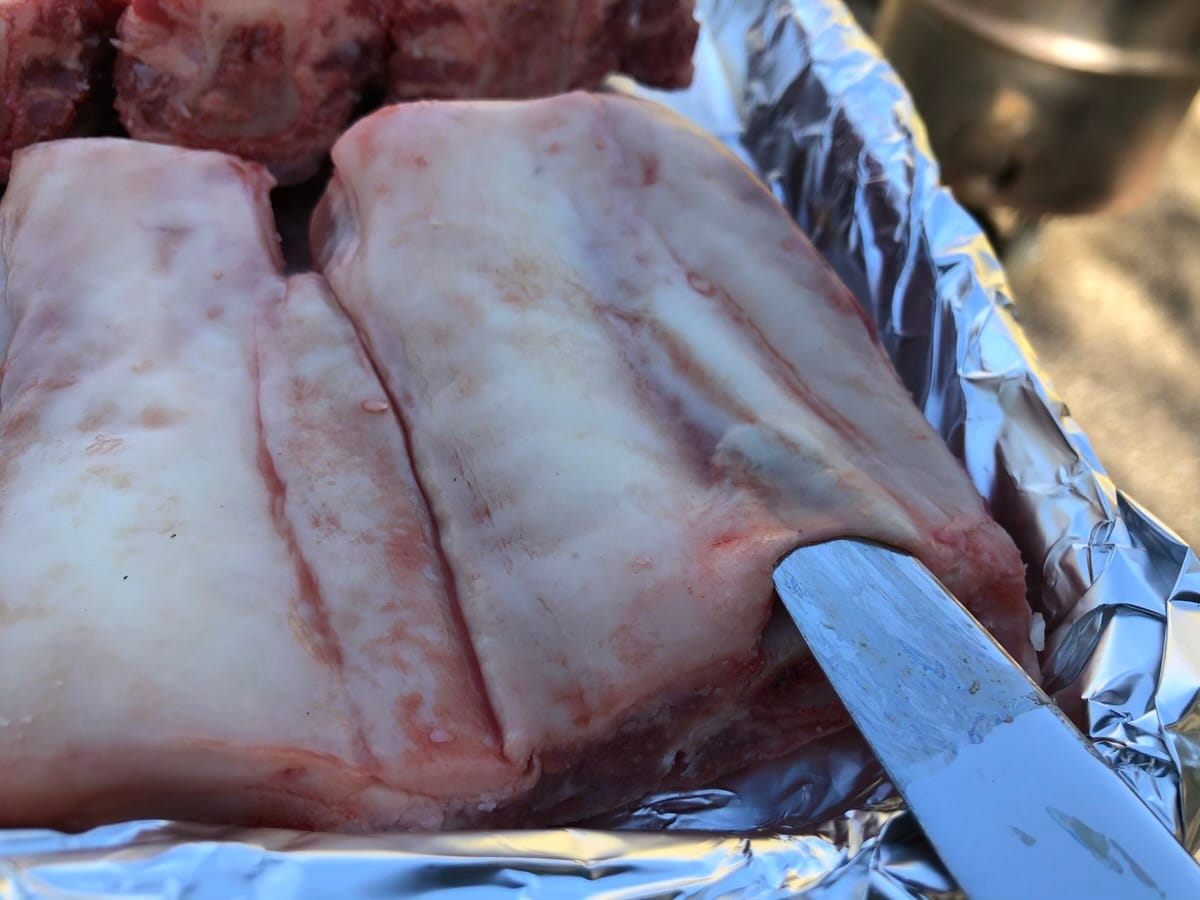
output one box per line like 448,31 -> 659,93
4,1 -> 1199,897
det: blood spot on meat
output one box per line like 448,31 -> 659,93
140,406 -> 174,428
687,272 -> 716,297
709,532 -> 746,550
642,156 -> 659,186
361,399 -> 390,414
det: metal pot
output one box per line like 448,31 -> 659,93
875,0 -> 1200,214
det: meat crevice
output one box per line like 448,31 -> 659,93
251,322 -> 380,774
336,307 -> 510,764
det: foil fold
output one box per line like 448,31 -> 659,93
4,0 -> 1198,896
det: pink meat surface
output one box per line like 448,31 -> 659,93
0,94 -> 1034,834
311,93 -> 1036,821
387,0 -> 698,99
114,0 -> 387,183
0,0 -> 120,179
0,139 -> 517,831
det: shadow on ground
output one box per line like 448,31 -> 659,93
1005,100 -> 1200,547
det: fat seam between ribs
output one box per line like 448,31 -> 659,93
308,213 -> 512,767
346,321 -> 511,768
251,315 -> 381,775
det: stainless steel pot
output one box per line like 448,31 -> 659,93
875,0 -> 1200,214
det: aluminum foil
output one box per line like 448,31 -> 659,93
4,0 -> 1199,897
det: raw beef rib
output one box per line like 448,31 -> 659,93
312,93 -> 1036,821
114,0 -> 387,183
0,139 -> 514,831
387,0 -> 699,99
0,94 -> 1034,834
113,0 -> 699,182
0,0 -> 120,179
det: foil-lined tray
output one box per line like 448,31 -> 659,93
4,1 -> 1199,896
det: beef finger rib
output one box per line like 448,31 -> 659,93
0,93 -> 1034,833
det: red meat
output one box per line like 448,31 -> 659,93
387,0 -> 699,99
114,0 -> 387,183
0,0 -> 121,179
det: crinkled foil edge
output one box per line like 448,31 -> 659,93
4,1 -> 1198,897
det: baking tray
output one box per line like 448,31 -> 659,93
3,1 -> 1198,896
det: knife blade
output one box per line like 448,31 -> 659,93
773,539 -> 1200,900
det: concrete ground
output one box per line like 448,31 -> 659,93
843,0 -> 1197,547
1004,100 -> 1200,548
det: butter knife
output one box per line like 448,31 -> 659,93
773,539 -> 1200,900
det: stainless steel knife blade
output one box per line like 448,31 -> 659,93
773,539 -> 1200,900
